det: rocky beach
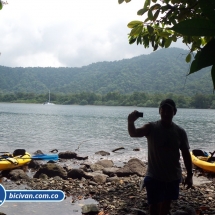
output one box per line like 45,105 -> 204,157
0,150 -> 215,215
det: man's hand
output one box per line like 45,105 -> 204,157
128,111 -> 150,138
183,174 -> 193,189
128,110 -> 139,123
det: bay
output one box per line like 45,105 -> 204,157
0,103 -> 214,163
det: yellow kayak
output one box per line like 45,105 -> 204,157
0,152 -> 31,171
191,150 -> 215,173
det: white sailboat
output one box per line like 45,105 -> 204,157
43,90 -> 55,105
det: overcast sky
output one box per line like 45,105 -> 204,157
0,0 -> 187,68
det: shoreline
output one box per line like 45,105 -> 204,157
0,154 -> 215,215
1,102 -> 215,110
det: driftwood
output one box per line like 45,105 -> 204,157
75,140 -> 90,151
112,147 -> 125,152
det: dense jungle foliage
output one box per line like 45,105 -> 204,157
0,91 -> 215,109
0,48 -> 213,96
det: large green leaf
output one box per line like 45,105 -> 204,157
143,35 -> 149,48
161,38 -> 166,47
171,35 -> 177,42
158,32 -> 171,37
137,8 -> 148,16
127,20 -> 143,28
150,4 -> 161,11
153,10 -> 160,22
144,0 -> 150,9
199,0 -> 215,24
189,39 -> 215,74
190,51 -> 201,74
211,65 -> 215,90
164,38 -> 172,48
118,0 -> 124,4
153,43 -> 158,51
186,53 -> 191,63
147,25 -> 154,34
129,37 -> 136,44
171,18 -> 215,36
0,1 -> 3,10
137,36 -> 142,45
130,26 -> 143,36
148,9 -> 153,20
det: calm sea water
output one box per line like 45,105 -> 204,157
0,103 -> 215,215
0,103 -> 215,163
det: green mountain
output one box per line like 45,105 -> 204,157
0,48 -> 213,95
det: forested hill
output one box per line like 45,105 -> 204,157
0,48 -> 213,95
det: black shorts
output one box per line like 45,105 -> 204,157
144,176 -> 181,205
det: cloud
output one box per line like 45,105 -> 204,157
0,0 -> 187,68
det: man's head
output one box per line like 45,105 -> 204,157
159,99 -> 177,115
159,99 -> 177,125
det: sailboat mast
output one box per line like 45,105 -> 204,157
49,90 -> 50,102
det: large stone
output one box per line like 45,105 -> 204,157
90,164 -> 104,172
103,167 -> 119,176
85,172 -> 108,184
106,176 -> 121,183
115,165 -> 132,177
75,155 -> 88,160
116,158 -> 146,177
81,204 -> 99,214
33,163 -> 67,179
33,150 -> 44,155
127,158 -> 146,176
67,168 -> 86,179
193,175 -> 212,186
58,151 -> 77,159
95,151 -> 110,156
95,159 -> 114,168
28,160 -> 40,169
8,169 -> 30,181
93,174 -> 107,184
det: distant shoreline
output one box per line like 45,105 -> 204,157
0,90 -> 215,109
0,101 -> 214,110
